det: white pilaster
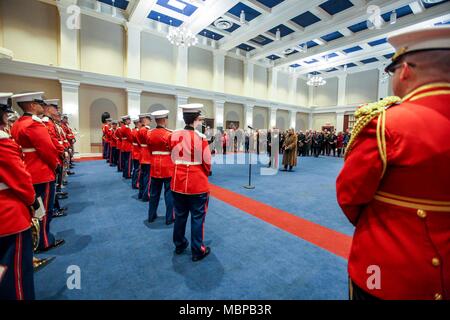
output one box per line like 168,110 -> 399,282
288,74 -> 298,104
336,111 -> 345,133
308,111 -> 313,130
378,67 -> 389,100
174,46 -> 188,87
308,85 -> 314,107
244,104 -> 254,129
244,61 -> 254,97
214,100 -> 225,129
57,0 -> 80,69
125,23 -> 142,79
289,110 -> 296,130
126,88 -> 142,119
337,74 -> 347,106
268,68 -> 278,101
269,106 -> 277,129
213,51 -> 225,92
60,80 -> 80,147
176,95 -> 189,129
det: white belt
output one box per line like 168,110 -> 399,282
132,143 -> 138,146
0,183 -> 9,191
122,138 -> 127,140
22,148 -> 36,153
140,144 -> 148,147
152,151 -> 171,155
58,141 -> 63,145
175,160 -> 202,166
64,140 -> 68,143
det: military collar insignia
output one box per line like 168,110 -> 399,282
32,115 -> 43,123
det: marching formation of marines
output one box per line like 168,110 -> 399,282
102,104 -> 212,262
0,92 -> 76,300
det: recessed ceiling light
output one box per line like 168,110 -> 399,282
214,18 -> 233,30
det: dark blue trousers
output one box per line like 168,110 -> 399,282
110,147 -> 118,166
172,192 -> 209,258
138,164 -> 150,201
122,152 -> 132,179
131,160 -> 140,189
0,229 -> 35,300
148,177 -> 174,224
118,150 -> 123,172
104,142 -> 110,163
34,181 -> 56,250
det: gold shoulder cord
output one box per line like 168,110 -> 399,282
345,96 -> 401,178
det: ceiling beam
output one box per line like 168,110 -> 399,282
128,0 -> 158,25
182,0 -> 241,35
251,0 -> 415,61
244,0 -> 271,14
219,0 -> 324,51
276,4 -> 450,68
409,1 -> 425,14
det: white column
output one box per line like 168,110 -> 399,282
378,67 -> 389,100
244,61 -> 254,97
269,106 -> 277,128
308,85 -> 314,107
125,23 -> 142,79
126,88 -> 142,119
268,68 -> 278,101
336,111 -> 345,133
213,51 -> 225,92
288,74 -> 298,104
289,110 -> 296,130
244,104 -> 254,129
308,111 -> 313,130
60,79 -> 80,147
57,0 -> 80,69
176,95 -> 189,129
214,100 -> 225,129
337,74 -> 347,106
174,46 -> 188,87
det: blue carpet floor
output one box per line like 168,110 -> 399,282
35,154 -> 352,300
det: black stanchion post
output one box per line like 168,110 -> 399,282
244,126 -> 255,189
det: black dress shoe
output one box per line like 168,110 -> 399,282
148,215 -> 158,223
33,257 -> 55,272
192,247 -> 211,262
53,210 -> 67,218
165,220 -> 174,225
56,194 -> 68,200
67,171 -> 75,175
57,192 -> 68,197
175,241 -> 189,255
36,239 -> 65,253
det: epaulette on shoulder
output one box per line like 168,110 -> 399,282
194,130 -> 206,139
32,115 -> 43,123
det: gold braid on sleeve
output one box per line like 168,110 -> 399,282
345,96 -> 401,178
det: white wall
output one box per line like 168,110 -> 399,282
1,0 -> 58,66
346,69 -> 379,105
254,65 -> 268,100
253,106 -> 268,129
296,113 -> 309,131
276,109 -> 289,130
297,79 -> 309,107
140,92 -> 177,128
277,73 -> 289,104
224,56 -> 244,96
188,97 -> 214,119
313,77 -> 338,107
141,32 -> 175,85
188,47 -> 213,91
312,113 -> 337,131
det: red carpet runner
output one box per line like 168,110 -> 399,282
209,184 -> 352,260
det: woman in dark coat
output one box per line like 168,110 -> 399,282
282,129 -> 298,171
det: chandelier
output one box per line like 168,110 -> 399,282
166,27 -> 198,47
307,74 -> 326,87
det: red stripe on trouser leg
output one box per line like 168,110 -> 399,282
43,183 -> 50,247
128,153 -> 132,176
200,193 -> 209,254
147,172 -> 151,198
137,165 -> 141,188
14,233 -> 23,300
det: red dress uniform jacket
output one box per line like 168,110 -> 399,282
170,128 -> 211,194
102,124 -> 109,142
131,129 -> 141,162
108,128 -> 116,147
120,125 -> 133,153
147,126 -> 174,179
115,126 -> 123,151
0,130 -> 35,237
43,117 -> 65,165
138,126 -> 152,165
11,115 -> 58,184
61,122 -> 75,146
336,83 -> 450,300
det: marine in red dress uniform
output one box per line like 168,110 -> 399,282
10,92 -> 65,252
336,27 -> 450,300
109,121 -> 119,166
115,121 -> 123,172
120,116 -> 133,179
0,93 -> 36,300
131,118 -> 141,189
146,110 -> 174,225
170,104 -> 211,262
137,114 -> 152,202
